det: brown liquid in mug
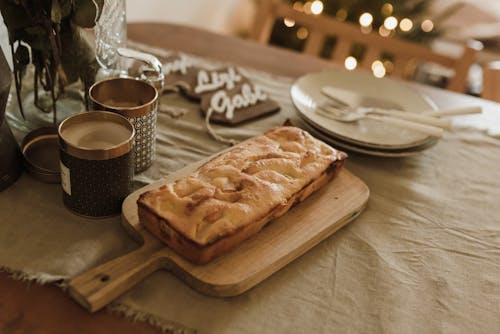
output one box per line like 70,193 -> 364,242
61,121 -> 132,149
102,99 -> 143,108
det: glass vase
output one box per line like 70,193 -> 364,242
95,0 -> 127,73
5,65 -> 86,142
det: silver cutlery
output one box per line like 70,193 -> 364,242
423,106 -> 482,117
321,86 -> 482,121
316,106 -> 445,137
319,103 -> 451,128
319,86 -> 483,137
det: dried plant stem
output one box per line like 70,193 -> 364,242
10,42 -> 25,119
44,63 -> 57,125
32,0 -> 63,119
33,66 -> 42,113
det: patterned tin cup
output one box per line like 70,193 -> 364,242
58,111 -> 135,218
89,77 -> 158,173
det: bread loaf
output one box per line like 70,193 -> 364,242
138,126 -> 347,264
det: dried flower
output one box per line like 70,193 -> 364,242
0,0 -> 104,122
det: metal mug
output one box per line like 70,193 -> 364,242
89,77 -> 158,173
58,111 -> 135,218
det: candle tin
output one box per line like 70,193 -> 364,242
58,111 -> 135,218
21,126 -> 60,183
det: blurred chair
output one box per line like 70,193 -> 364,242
482,61 -> 500,102
250,0 -> 479,93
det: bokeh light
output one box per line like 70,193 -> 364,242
361,25 -> 373,34
383,60 -> 394,73
384,16 -> 398,30
303,1 -> 312,14
284,17 -> 296,27
296,27 -> 309,40
344,56 -> 358,70
399,18 -> 413,32
293,1 -> 303,11
378,25 -> 391,37
372,60 -> 386,78
336,8 -> 348,21
311,0 -> 324,15
359,13 -> 373,27
381,3 -> 394,16
421,19 -> 434,32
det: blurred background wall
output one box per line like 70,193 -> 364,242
1,0 -> 499,95
125,0 -> 255,36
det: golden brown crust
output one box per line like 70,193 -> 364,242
137,126 -> 347,264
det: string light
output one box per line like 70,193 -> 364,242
310,0 -> 324,15
371,60 -> 383,71
361,25 -> 373,34
399,18 -> 413,32
381,3 -> 393,16
336,8 -> 348,21
303,1 -> 312,14
296,27 -> 309,39
378,25 -> 391,37
383,60 -> 394,73
384,16 -> 398,30
421,19 -> 434,32
293,1 -> 303,11
372,60 -> 386,78
344,56 -> 358,70
359,13 -> 373,27
284,17 -> 296,27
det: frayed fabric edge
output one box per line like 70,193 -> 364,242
0,265 -> 67,286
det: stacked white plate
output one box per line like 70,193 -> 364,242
290,70 -> 439,157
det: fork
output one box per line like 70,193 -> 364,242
316,106 -> 445,137
321,86 -> 481,126
321,88 -> 450,129
319,102 -> 452,128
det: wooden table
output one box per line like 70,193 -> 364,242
1,22 -> 498,334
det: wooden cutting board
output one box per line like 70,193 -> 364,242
68,160 -> 369,312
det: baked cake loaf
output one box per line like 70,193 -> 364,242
138,126 -> 347,264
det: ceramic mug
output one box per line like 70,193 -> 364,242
58,111 -> 135,218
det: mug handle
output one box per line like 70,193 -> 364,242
117,47 -> 164,93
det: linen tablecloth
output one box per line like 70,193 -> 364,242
1,44 -> 500,333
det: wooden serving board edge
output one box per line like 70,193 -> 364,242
173,197 -> 367,297
121,169 -> 369,297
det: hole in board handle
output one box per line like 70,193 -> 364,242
100,274 -> 110,282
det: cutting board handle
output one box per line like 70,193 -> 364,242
68,234 -> 165,312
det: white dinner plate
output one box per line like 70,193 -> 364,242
299,117 -> 439,158
291,69 -> 438,150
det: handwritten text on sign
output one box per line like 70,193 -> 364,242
195,68 -> 242,94
209,83 -> 267,119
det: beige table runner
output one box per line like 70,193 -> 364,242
1,44 -> 500,333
